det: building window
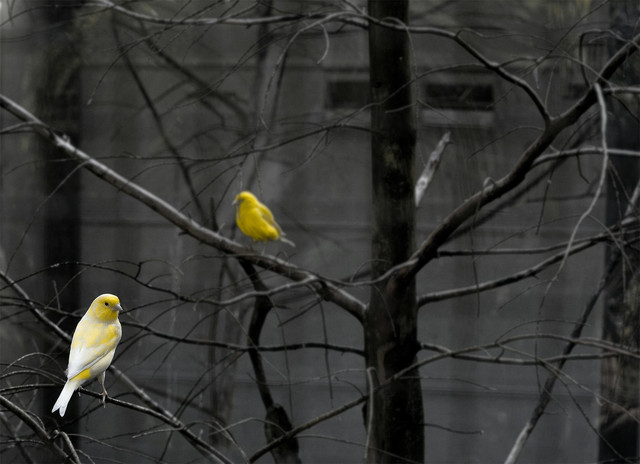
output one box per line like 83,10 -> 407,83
421,74 -> 495,127
425,82 -> 494,111
325,78 -> 370,110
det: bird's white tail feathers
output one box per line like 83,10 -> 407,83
279,236 -> 296,247
52,380 -> 77,417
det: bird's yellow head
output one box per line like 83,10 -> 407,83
89,293 -> 122,322
233,191 -> 258,206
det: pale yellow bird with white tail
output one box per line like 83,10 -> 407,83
52,294 -> 123,417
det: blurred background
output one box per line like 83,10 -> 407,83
1,1 -> 638,463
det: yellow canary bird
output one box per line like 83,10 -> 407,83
52,294 -> 123,417
233,191 -> 295,246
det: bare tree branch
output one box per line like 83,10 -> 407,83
2,4 -> 638,463
0,395 -> 79,463
502,81 -> 630,464
0,93 -> 366,321
417,225 -> 637,306
115,22 -> 208,222
401,32 -> 640,282
415,131 -> 450,207
248,326 -> 640,464
0,268 -> 236,464
503,257 -> 614,464
89,0 -> 328,27
533,147 -> 640,168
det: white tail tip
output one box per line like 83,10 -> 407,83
51,381 -> 77,417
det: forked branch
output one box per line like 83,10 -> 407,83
0,93 -> 365,321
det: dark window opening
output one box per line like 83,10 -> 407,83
325,79 -> 370,110
424,83 -> 493,111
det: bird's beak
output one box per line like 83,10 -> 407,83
115,303 -> 123,313
232,198 -> 238,206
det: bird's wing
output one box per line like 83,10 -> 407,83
66,316 -> 121,380
257,204 -> 283,234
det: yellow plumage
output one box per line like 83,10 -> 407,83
52,294 -> 123,417
233,191 -> 295,246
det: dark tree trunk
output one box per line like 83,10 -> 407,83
35,0 -> 83,428
365,1 -> 423,462
598,3 -> 640,462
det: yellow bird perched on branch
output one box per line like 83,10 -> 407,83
52,294 -> 123,417
233,191 -> 295,247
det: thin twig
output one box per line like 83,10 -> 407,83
418,222 -> 638,306
502,82 -> 612,464
363,367 -> 377,462
0,395 -> 78,463
110,366 -> 236,464
116,23 -> 207,222
0,409 -> 36,463
402,33 -> 640,282
0,93 -> 366,321
0,269 -> 235,464
57,430 -> 81,464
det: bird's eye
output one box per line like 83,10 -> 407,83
104,302 -> 109,306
